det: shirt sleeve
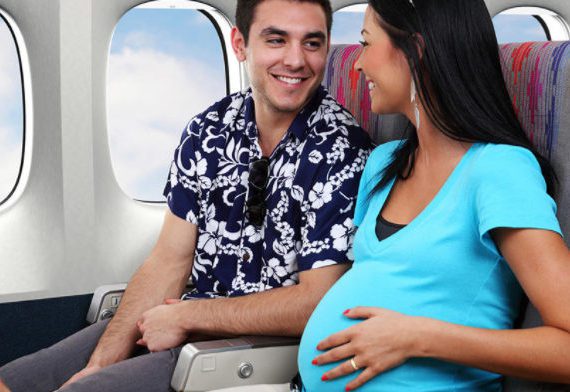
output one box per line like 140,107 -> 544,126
475,144 -> 562,238
162,117 -> 203,225
296,131 -> 372,271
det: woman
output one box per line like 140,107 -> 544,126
297,0 -> 570,391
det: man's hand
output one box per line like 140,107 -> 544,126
136,299 -> 188,352
60,365 -> 102,389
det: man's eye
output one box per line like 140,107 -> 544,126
267,38 -> 284,45
305,41 -> 322,49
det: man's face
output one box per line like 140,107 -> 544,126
232,0 -> 329,115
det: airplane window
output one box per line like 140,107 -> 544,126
493,7 -> 570,43
107,2 -> 228,202
332,5 -> 570,45
0,13 -> 24,205
332,4 -> 365,45
493,15 -> 548,43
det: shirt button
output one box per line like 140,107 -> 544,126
242,253 -> 250,262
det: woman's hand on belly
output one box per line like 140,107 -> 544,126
312,307 -> 425,391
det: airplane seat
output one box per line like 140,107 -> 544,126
499,40 -> 570,391
323,42 -> 570,391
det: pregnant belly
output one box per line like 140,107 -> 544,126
297,264 -> 501,391
298,265 -> 398,391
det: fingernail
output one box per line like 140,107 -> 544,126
343,309 -> 351,315
321,375 -> 329,381
345,387 -> 352,391
312,359 -> 318,365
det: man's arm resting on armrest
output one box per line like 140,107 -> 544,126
137,263 -> 349,352
84,211 -> 196,369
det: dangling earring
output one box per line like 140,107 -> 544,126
410,79 -> 420,131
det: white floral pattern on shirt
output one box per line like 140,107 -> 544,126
164,87 -> 372,298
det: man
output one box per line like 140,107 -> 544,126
0,0 -> 371,391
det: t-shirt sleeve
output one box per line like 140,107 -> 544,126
162,117 -> 203,225
295,131 -> 371,271
475,145 -> 562,237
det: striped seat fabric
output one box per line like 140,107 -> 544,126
323,41 -> 570,391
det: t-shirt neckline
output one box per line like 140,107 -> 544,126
369,143 -> 479,249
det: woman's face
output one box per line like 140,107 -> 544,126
355,6 -> 412,115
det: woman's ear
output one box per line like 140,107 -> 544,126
412,33 -> 426,60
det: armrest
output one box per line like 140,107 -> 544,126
86,282 -> 193,324
86,283 -> 128,324
171,336 -> 300,392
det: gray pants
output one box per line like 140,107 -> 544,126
0,320 -> 181,392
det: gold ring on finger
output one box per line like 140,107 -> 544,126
350,357 -> 359,371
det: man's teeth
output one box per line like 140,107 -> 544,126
277,76 -> 303,84
368,81 -> 375,90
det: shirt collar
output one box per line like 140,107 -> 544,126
241,86 -> 326,143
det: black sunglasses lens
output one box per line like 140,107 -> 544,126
246,204 -> 266,226
249,160 -> 269,188
247,158 -> 269,226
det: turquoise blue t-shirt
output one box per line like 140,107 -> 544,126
298,141 -> 562,391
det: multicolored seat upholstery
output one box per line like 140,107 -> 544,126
323,41 -> 570,391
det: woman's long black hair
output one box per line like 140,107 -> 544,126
368,0 -> 556,196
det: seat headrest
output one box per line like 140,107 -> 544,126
500,41 -> 570,160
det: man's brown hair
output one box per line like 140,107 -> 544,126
236,0 -> 332,45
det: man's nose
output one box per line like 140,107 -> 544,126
283,43 -> 306,69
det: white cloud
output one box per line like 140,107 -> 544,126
107,45 -> 225,199
123,31 -> 157,49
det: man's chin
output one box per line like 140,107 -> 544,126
272,91 -> 316,113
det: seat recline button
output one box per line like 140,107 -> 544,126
238,362 -> 253,378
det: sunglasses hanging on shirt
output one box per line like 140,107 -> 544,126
246,157 -> 270,227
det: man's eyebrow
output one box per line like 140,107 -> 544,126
305,31 -> 326,41
259,27 -> 326,42
260,27 -> 288,37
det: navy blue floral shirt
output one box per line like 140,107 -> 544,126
164,86 -> 372,299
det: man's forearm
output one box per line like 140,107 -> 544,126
179,266 -> 348,338
88,255 -> 191,367
181,286 -> 312,337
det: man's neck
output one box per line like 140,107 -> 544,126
253,99 -> 299,158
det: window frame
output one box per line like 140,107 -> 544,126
498,7 -> 570,41
0,9 -> 31,208
107,0 -> 235,203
